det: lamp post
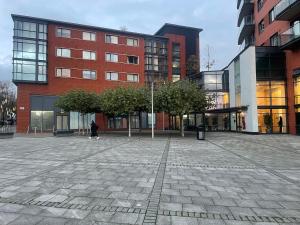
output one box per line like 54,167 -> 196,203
151,81 -> 154,139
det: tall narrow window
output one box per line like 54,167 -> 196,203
82,32 -> 96,41
56,28 -> 71,38
105,34 -> 118,44
257,0 -> 264,11
56,48 -> 71,58
270,33 -> 279,46
82,51 -> 96,60
106,53 -> 118,62
258,20 -> 265,34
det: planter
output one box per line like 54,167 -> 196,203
0,132 -> 14,139
53,130 -> 74,137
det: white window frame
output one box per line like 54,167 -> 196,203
82,70 -> 96,80
105,72 -> 119,81
56,28 -> 71,38
127,38 -> 139,47
105,53 -> 119,62
56,48 -> 71,58
82,31 -> 96,41
127,73 -> 139,82
82,50 -> 96,60
56,68 -> 71,77
105,34 -> 118,44
127,55 -> 139,65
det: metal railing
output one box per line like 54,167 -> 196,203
238,0 -> 254,16
280,21 -> 300,46
274,0 -> 297,18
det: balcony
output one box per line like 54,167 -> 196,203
280,21 -> 300,49
237,0 -> 254,26
238,15 -> 255,45
274,0 -> 300,21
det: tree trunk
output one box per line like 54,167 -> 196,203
128,114 -> 131,137
180,115 -> 184,137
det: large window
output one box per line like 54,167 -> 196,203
270,33 -> 279,46
82,51 -> 96,60
105,34 -> 118,44
82,70 -> 96,80
106,72 -> 118,81
13,20 -> 47,82
30,111 -> 54,131
70,112 -> 95,130
56,28 -> 71,38
258,109 -> 287,133
234,59 -> 241,107
105,53 -> 118,62
56,68 -> 71,77
208,92 -> 229,109
256,81 -> 286,106
56,48 -> 71,58
295,76 -> 300,105
82,32 -> 96,41
204,72 -> 223,90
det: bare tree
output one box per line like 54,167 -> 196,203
120,25 -> 128,31
0,81 -> 16,124
202,45 -> 216,71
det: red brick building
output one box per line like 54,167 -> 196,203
238,0 -> 300,134
12,15 -> 202,133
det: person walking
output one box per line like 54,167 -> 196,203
278,116 -> 283,133
89,120 -> 100,140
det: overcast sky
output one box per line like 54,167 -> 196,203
0,0 -> 241,82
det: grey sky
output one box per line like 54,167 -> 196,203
0,0 -> 241,82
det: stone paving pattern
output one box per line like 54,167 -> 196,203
0,133 -> 299,224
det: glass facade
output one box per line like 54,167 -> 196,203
257,109 -> 287,133
70,112 -> 95,130
13,20 -> 47,83
30,111 -> 54,131
234,59 -> 241,107
256,81 -> 286,106
144,39 -> 168,85
172,43 -> 181,82
295,76 -> 300,105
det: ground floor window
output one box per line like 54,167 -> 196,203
107,113 -> 156,129
70,112 -> 95,130
205,113 -> 230,131
257,108 -> 287,133
30,111 -> 54,131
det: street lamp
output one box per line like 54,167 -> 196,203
151,81 -> 154,139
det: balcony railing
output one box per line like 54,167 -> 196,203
274,0 -> 300,20
238,0 -> 254,26
280,21 -> 300,47
238,15 -> 255,44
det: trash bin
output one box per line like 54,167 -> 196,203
196,125 -> 205,140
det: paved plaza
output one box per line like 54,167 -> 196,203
0,133 -> 299,224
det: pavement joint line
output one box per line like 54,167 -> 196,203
142,136 -> 171,225
206,138 -> 300,187
0,197 -> 298,223
0,138 -> 138,189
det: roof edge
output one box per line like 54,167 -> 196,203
155,23 -> 203,35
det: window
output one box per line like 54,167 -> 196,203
14,21 -> 37,39
270,33 -> 279,46
258,20 -> 265,34
256,81 -> 286,106
82,32 -> 96,41
13,38 -> 36,60
172,43 -> 180,57
127,74 -> 139,82
269,8 -> 275,24
82,51 -> 96,60
82,70 -> 96,80
56,28 -> 71,38
105,53 -> 118,62
105,34 -> 118,44
258,0 -> 264,11
56,68 -> 71,77
56,48 -> 71,58
294,76 -> 300,104
172,75 -> 180,82
127,38 -> 138,46
106,72 -> 118,81
127,55 -> 138,64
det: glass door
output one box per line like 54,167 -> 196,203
56,114 -> 69,130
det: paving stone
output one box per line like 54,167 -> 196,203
110,212 -> 139,224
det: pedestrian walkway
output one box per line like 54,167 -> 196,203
0,133 -> 299,224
